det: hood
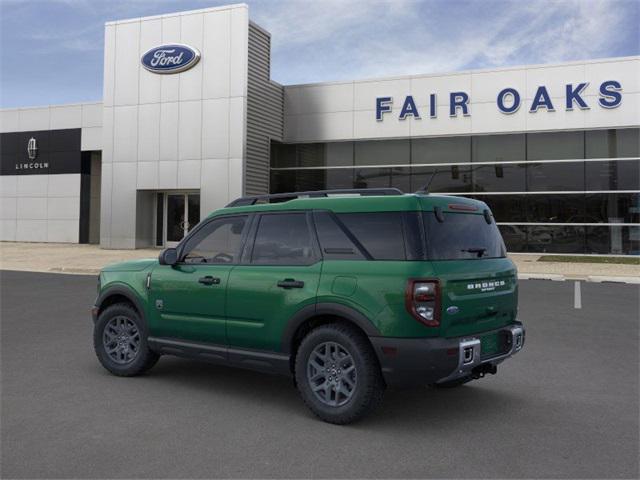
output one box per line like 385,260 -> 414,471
101,258 -> 157,272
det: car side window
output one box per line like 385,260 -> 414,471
313,211 -> 366,260
251,213 -> 316,265
181,216 -> 248,264
336,212 -> 407,260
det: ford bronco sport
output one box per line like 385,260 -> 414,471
92,188 -> 525,424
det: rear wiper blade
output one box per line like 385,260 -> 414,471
461,247 -> 487,258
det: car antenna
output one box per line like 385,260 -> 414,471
415,168 -> 438,194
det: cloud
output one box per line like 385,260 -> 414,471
0,0 -> 637,107
252,0 -> 637,84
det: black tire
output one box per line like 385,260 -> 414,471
431,376 -> 473,389
295,323 -> 385,425
93,303 -> 159,377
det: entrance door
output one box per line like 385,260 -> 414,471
165,193 -> 200,247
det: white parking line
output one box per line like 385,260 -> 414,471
574,281 -> 582,309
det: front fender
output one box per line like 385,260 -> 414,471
93,279 -> 149,324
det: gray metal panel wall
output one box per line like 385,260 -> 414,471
245,23 -> 284,195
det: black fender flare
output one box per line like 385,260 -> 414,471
93,285 -> 147,324
281,302 -> 381,353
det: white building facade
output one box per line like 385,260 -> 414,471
1,3 -> 638,254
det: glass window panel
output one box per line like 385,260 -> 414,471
585,128 -> 640,158
326,168 -> 353,190
498,225 -> 528,253
527,131 -> 584,160
271,142 -> 354,168
297,144 -> 325,167
270,170 -> 297,193
313,211 -> 365,260
586,226 -> 640,255
187,194 -> 200,233
252,213 -> 315,265
337,212 -> 406,260
526,161 -> 585,191
526,225 -> 586,254
423,212 -> 506,260
182,216 -> 247,264
294,170 -> 326,191
472,134 -> 525,162
166,194 -> 185,242
391,167 -> 411,193
155,193 -> 164,247
467,195 -> 528,222
411,166 -> 473,193
585,192 -> 640,224
326,142 -> 354,166
270,142 -> 296,168
353,168 -> 391,189
526,194 -> 585,222
354,139 -> 409,166
473,163 -> 526,192
412,136 -> 471,164
270,170 -> 327,193
585,160 -> 640,190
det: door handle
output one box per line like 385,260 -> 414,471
277,279 -> 305,289
198,276 -> 220,286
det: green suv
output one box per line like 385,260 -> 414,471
92,188 -> 525,424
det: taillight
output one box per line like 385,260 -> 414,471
405,279 -> 440,327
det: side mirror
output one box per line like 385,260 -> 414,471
159,247 -> 178,266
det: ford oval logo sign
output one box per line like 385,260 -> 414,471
141,44 -> 200,74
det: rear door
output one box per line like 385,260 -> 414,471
226,212 -> 322,352
423,211 -> 518,338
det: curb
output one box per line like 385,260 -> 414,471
49,267 -> 101,275
518,273 -> 640,284
587,275 -> 640,284
518,273 -> 565,281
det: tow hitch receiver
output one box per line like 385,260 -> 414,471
472,363 -> 497,379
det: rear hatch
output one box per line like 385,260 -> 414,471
423,210 -> 518,341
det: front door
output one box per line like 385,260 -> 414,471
149,214 -> 250,345
165,193 -> 200,247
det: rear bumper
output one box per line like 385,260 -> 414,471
370,322 -> 525,388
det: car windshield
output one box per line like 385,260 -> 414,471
423,211 -> 506,260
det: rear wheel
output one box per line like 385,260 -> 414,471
93,303 -> 159,376
295,323 -> 385,424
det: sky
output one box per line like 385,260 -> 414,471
0,0 -> 638,108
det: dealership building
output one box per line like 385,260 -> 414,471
1,3 -> 638,254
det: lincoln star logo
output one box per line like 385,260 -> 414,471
141,44 -> 200,74
467,280 -> 506,292
27,137 -> 38,160
16,136 -> 48,171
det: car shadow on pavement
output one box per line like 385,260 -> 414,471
94,355 -> 525,429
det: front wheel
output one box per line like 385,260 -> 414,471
93,303 -> 159,376
295,323 -> 385,425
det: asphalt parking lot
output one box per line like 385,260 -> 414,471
1,270 -> 638,479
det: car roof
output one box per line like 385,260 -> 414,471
208,193 -> 489,218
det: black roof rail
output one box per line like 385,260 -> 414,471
225,188 -> 404,207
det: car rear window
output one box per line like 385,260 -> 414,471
423,212 -> 506,260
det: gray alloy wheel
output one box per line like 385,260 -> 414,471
307,341 -> 357,407
102,316 -> 141,365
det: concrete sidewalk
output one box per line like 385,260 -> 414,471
0,242 -> 159,275
1,242 -> 638,283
